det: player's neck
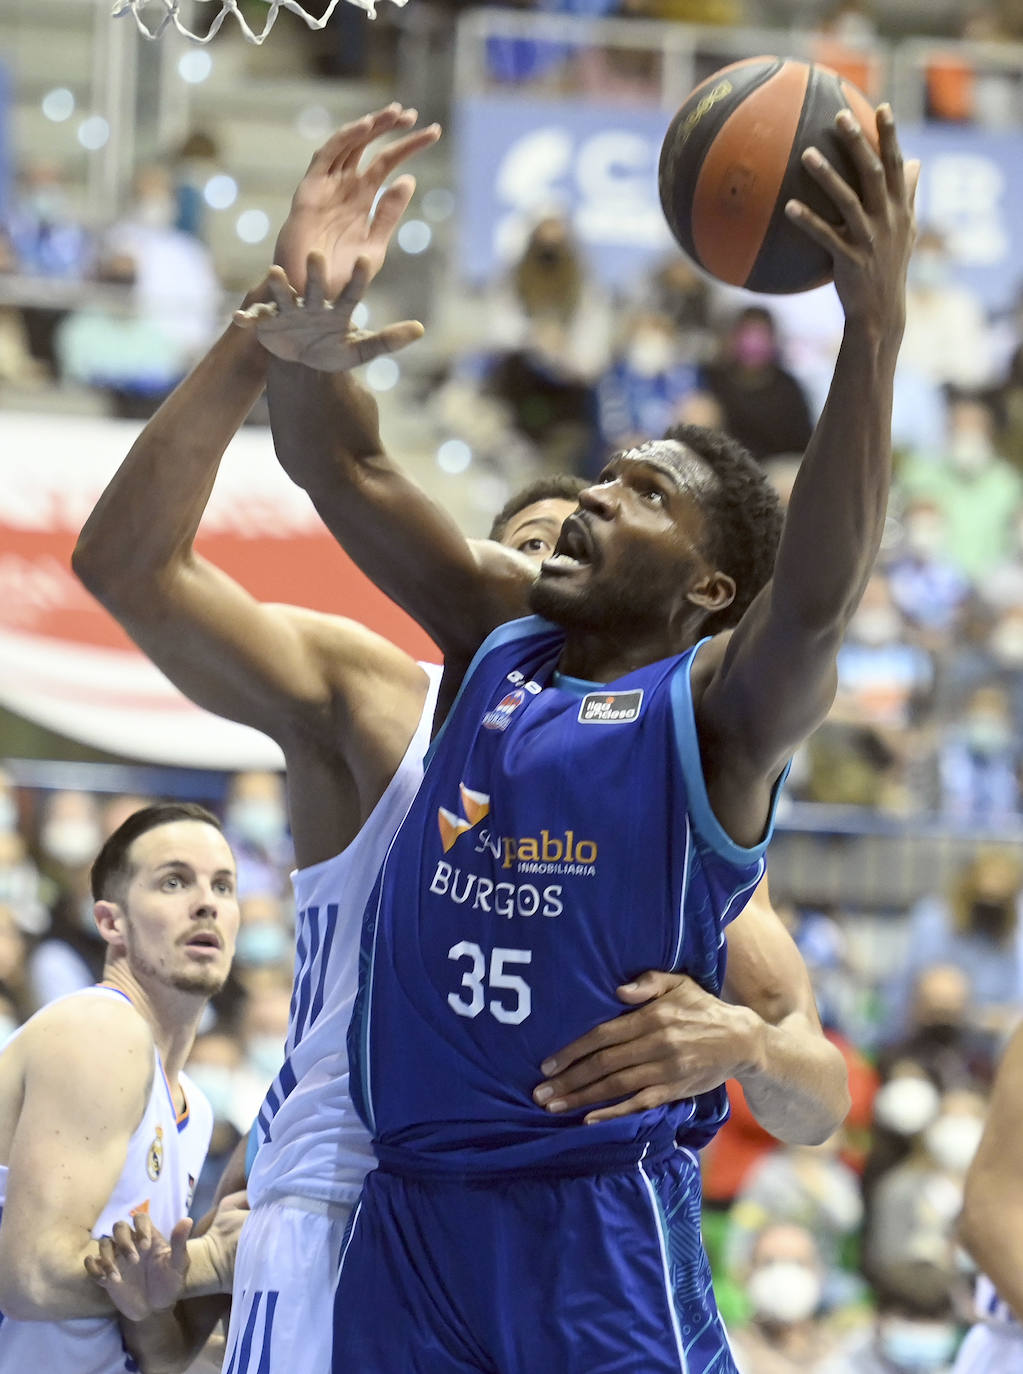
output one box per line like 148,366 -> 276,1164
557,623 -> 694,683
98,966 -> 205,1088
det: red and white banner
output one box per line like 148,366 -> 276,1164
0,410 -> 437,769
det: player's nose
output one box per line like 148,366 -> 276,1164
577,481 -> 616,518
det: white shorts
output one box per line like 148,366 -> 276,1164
222,1194 -> 355,1374
953,1321 -> 1023,1374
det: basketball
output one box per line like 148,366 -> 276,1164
658,56 -> 880,295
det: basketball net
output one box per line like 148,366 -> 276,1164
111,0 -> 407,44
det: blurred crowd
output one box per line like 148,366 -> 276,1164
1,763 -> 1022,1370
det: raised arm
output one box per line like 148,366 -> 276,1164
247,255 -> 542,663
959,1022 -> 1023,1320
263,119 -> 536,665
695,106 -> 918,847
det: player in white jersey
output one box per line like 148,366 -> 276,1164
953,1020 -> 1023,1372
0,803 -> 247,1373
75,108 -> 849,1373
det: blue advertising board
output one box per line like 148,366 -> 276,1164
455,97 -> 1023,312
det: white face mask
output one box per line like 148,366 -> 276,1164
989,624 -> 1023,667
879,1316 -> 960,1369
873,1077 -> 941,1136
924,1114 -> 985,1174
747,1261 -> 822,1324
41,818 -> 101,869
626,332 -> 675,378
948,433 -> 994,475
903,518 -> 946,559
850,606 -> 902,647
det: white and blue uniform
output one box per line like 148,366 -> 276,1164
336,617 -> 784,1373
953,1275 -> 1023,1372
0,987 -> 212,1374
223,666 -> 441,1374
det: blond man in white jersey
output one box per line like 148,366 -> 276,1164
0,802 -> 247,1373
74,109 -> 848,1373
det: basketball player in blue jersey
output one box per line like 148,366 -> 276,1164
248,106 -> 918,1372
953,1020 -> 1023,1371
0,803 -> 248,1373
77,107 -> 848,1374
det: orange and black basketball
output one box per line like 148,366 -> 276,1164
658,56 -> 880,294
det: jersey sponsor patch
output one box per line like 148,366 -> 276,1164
578,689 -> 644,724
482,688 -> 525,731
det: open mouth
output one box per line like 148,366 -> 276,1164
544,516 -> 593,573
185,931 -> 221,951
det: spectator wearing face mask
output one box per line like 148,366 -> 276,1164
803,574 -> 934,809
900,231 -> 994,392
862,1064 -> 944,1220
28,790 -> 107,1005
223,769 -> 293,898
883,850 -> 1023,1043
726,1136 -> 865,1312
822,1260 -> 963,1373
939,682 -> 1023,823
886,500 -> 971,639
701,307 -> 814,465
864,1087 -> 987,1283
596,310 -> 698,450
729,1222 -> 844,1373
234,893 -> 293,975
878,968 -> 996,1098
901,396 -> 1023,582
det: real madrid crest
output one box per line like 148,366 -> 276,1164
147,1125 -> 164,1181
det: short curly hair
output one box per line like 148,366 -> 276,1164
661,423 -> 784,636
488,475 -> 587,542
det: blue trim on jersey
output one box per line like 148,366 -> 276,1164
424,615 -> 553,769
245,1123 -> 259,1178
669,646 -> 787,866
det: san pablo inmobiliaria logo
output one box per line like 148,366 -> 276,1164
437,784 -> 598,878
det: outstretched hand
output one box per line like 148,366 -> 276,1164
275,103 -> 441,295
786,103 -> 918,330
234,252 -> 424,371
533,970 -> 760,1124
84,1213 -> 194,1321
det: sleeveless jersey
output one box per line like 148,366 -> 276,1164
248,664 -> 442,1208
0,987 -> 212,1374
349,617 -> 782,1174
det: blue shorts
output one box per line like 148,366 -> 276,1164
332,1142 -> 737,1373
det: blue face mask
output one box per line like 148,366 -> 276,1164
880,1318 -> 959,1369
226,800 -> 287,851
235,921 -> 290,968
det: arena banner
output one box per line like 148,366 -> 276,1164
455,99 -> 1023,311
0,410 -> 437,769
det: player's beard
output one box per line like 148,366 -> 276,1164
529,546 -> 687,635
126,931 -> 227,997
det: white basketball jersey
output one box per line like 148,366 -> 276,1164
0,986 -> 213,1374
974,1273 -> 1018,1327
248,664 -> 441,1208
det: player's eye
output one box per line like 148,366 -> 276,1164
213,878 -> 235,895
641,487 -> 664,504
517,537 -> 550,555
161,874 -> 184,890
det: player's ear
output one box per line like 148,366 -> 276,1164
94,899 -> 127,951
686,570 -> 735,614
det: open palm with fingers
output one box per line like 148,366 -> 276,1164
235,252 -> 424,371
274,103 -> 441,295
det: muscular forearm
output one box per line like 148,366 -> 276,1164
266,361 -> 522,654
734,1009 -> 851,1145
773,319 -> 901,629
73,324 -> 267,596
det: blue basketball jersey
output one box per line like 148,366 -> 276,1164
349,616 -> 782,1174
